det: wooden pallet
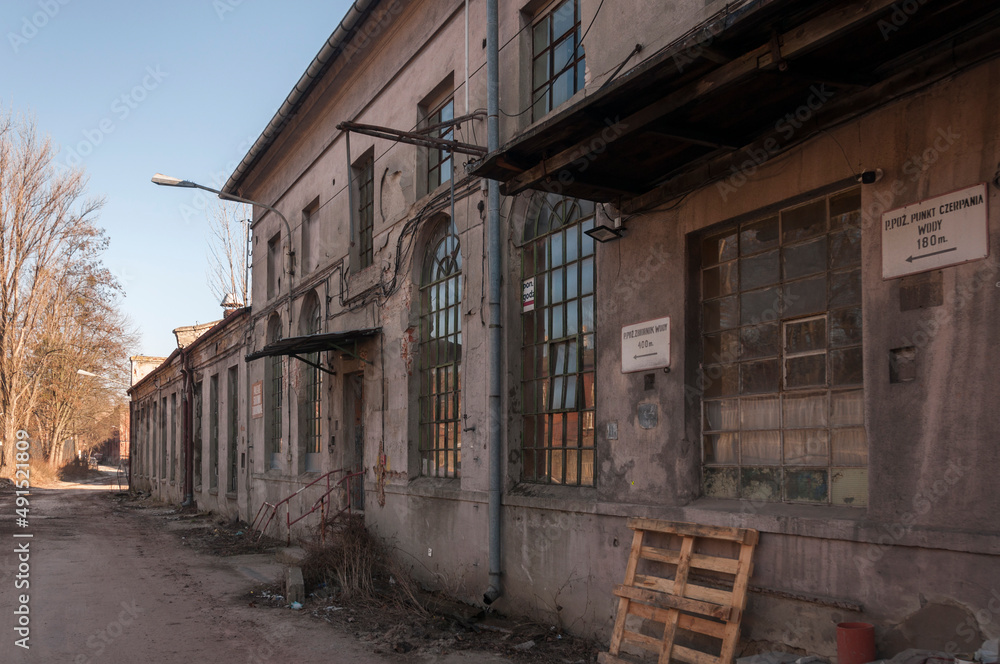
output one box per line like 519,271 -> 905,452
599,518 -> 759,664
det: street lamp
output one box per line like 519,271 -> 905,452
151,173 -> 294,278
151,173 -> 294,334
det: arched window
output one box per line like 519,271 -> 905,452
266,314 -> 283,470
300,292 -> 323,473
419,219 -> 462,478
521,195 -> 596,486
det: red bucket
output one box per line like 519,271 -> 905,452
837,622 -> 876,664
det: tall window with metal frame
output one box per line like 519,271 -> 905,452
425,97 -> 454,192
531,0 -> 585,120
227,366 -> 239,493
160,397 -> 167,479
170,393 -> 177,482
193,382 -> 203,487
265,315 -> 283,470
302,293 -> 323,473
354,154 -> 375,269
699,188 -> 866,505
521,195 -> 597,486
419,220 -> 463,478
209,374 -> 219,490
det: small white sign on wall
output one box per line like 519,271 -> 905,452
522,277 -> 535,312
622,317 -> 670,373
881,183 -> 989,279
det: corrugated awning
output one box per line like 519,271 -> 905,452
470,0 -> 999,206
245,328 -> 381,363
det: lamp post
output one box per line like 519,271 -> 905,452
150,173 -> 294,329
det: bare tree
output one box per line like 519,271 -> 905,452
206,201 -> 251,308
0,108 -> 135,471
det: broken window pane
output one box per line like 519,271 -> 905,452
785,354 -> 826,389
741,250 -> 780,290
704,295 -> 738,333
740,216 -> 779,255
704,263 -> 739,299
831,427 -> 867,465
741,430 -> 780,463
830,307 -> 862,347
704,399 -> 739,431
741,358 -> 780,394
785,316 -> 827,354
783,276 -> 827,318
740,323 -> 779,359
704,467 -> 739,498
832,468 -> 868,506
784,430 -> 829,465
703,230 -> 738,266
741,286 -> 781,326
741,466 -> 781,501
704,433 -> 738,464
782,200 -> 826,243
831,347 -> 863,386
783,392 -> 828,427
830,390 -> 864,426
785,469 -> 828,503
741,396 -> 780,430
829,269 -> 861,308
783,237 -> 827,280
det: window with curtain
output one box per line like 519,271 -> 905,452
700,188 -> 866,505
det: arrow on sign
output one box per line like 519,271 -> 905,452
906,247 -> 957,263
634,352 -> 657,360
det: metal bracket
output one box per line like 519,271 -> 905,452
289,353 -> 338,376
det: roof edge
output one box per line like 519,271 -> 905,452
222,0 -> 383,196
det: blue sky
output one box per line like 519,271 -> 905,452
1,0 -> 353,358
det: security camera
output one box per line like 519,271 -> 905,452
857,169 -> 883,184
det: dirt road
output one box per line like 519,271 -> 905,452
0,469 -> 509,664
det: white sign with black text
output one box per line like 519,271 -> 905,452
621,317 -> 670,373
522,277 -> 535,313
881,183 -> 989,279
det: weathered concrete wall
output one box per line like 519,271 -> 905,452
139,0 -> 1000,659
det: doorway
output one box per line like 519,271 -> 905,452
344,372 -> 365,510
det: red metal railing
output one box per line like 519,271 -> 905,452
250,468 -> 364,545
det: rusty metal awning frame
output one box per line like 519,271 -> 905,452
244,328 -> 381,374
470,0 -> 1000,205
338,118 -> 487,157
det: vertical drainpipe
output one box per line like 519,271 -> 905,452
181,350 -> 194,506
483,0 -> 503,606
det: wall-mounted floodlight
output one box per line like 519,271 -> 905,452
585,224 -> 624,243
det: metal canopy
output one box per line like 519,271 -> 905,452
470,0 -> 1000,205
244,328 -> 381,368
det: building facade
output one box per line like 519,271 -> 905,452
132,0 -> 1000,656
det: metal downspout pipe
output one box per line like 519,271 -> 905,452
483,0 -> 503,606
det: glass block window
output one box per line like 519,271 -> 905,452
521,195 -> 596,486
419,221 -> 463,478
532,0 -> 585,120
426,98 -> 454,192
355,155 -> 375,269
701,188 -> 866,506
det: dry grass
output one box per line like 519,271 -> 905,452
302,514 -> 426,612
